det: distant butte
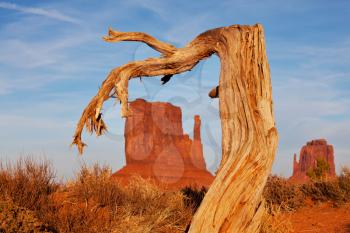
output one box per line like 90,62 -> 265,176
112,99 -> 214,189
289,139 -> 336,183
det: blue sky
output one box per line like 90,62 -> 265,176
0,0 -> 349,178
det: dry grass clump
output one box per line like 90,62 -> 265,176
0,158 -> 58,214
2,157 -> 349,233
0,199 -> 54,233
181,186 -> 207,213
113,178 -> 192,233
42,164 -> 122,233
263,176 -> 304,211
68,164 -> 124,210
68,165 -> 191,233
300,180 -> 345,204
0,159 -> 191,233
0,158 -> 58,232
338,166 -> 350,197
264,168 -> 350,211
300,167 -> 350,205
260,204 -> 293,233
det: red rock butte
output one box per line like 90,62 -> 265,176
289,139 -> 336,183
112,98 -> 214,189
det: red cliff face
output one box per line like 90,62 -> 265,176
290,139 -> 336,183
112,99 -> 214,189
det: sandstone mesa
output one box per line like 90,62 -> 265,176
290,139 -> 336,183
112,99 -> 214,189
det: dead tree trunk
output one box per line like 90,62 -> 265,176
188,25 -> 278,233
72,24 -> 278,233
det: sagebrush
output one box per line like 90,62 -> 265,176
2,158 -> 349,233
0,159 -> 191,233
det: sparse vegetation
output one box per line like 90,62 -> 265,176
306,158 -> 330,181
260,204 -> 293,233
180,186 -> 207,213
264,166 -> 350,211
301,180 -> 345,204
338,166 -> 350,196
263,176 -> 304,211
0,199 -> 54,233
0,159 -> 191,233
1,158 -> 350,233
0,157 -> 58,225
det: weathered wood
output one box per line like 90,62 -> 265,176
188,24 -> 278,233
72,24 -> 278,232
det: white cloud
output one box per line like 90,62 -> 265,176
0,2 -> 80,24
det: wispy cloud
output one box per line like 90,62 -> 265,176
0,2 -> 80,24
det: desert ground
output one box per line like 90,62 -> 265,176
285,203 -> 350,233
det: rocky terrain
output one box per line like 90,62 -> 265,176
112,99 -> 214,189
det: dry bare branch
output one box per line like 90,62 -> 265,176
103,27 -> 177,56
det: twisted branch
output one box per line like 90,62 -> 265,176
72,28 -> 217,153
103,28 -> 177,56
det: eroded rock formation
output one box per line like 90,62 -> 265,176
290,139 -> 336,183
112,98 -> 214,189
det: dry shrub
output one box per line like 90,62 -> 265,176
263,176 -> 304,211
264,168 -> 350,212
43,164 -> 125,233
9,159 -> 350,232
181,186 -> 207,213
260,204 -> 293,233
0,158 -> 58,233
43,164 -> 191,233
338,166 -> 350,198
300,180 -> 345,204
0,158 -> 58,212
112,177 -> 192,233
68,163 -> 124,210
0,160 -> 192,233
300,167 -> 350,204
0,199 -> 54,233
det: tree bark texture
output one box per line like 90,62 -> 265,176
72,24 -> 278,233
